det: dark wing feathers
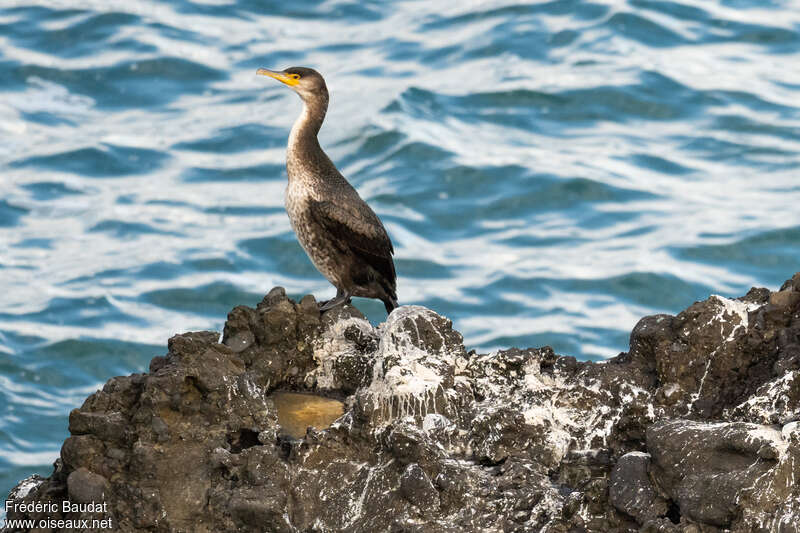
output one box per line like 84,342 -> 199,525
308,199 -> 396,286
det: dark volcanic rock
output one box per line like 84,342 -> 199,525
609,452 -> 667,524
399,463 -> 439,510
646,420 -> 792,528
5,273 -> 800,532
66,468 -> 110,504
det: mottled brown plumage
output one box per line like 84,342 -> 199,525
258,66 -> 398,313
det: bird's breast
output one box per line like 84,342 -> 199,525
284,180 -> 344,287
285,180 -> 307,224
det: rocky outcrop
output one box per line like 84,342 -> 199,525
5,274 -> 800,532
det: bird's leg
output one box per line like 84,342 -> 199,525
318,287 -> 342,307
318,288 -> 352,311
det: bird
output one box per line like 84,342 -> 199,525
257,66 -> 398,314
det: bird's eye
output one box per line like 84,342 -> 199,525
290,74 -> 300,80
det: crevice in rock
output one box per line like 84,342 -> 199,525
478,456 -> 507,469
184,375 -> 205,397
227,428 -> 260,454
664,500 -> 681,524
277,435 -> 294,460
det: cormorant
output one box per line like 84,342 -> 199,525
257,67 -> 398,314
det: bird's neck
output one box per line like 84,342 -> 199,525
287,95 -> 329,169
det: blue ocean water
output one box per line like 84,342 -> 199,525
1,0 -> 800,502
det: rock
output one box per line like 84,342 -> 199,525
399,463 -> 439,510
66,468 -> 110,504
609,452 -> 667,523
781,272 -> 800,292
647,420 -> 793,528
228,487 -> 290,532
5,272 -> 800,532
307,311 -> 378,393
354,306 -> 464,425
68,410 -> 127,444
387,421 -> 446,472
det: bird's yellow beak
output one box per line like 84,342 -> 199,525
256,68 -> 300,86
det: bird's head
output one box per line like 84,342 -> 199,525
257,66 -> 328,102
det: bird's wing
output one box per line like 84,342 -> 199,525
308,199 -> 396,284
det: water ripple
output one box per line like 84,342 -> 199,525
11,144 -> 169,177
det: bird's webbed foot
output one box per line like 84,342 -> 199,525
318,290 -> 352,312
